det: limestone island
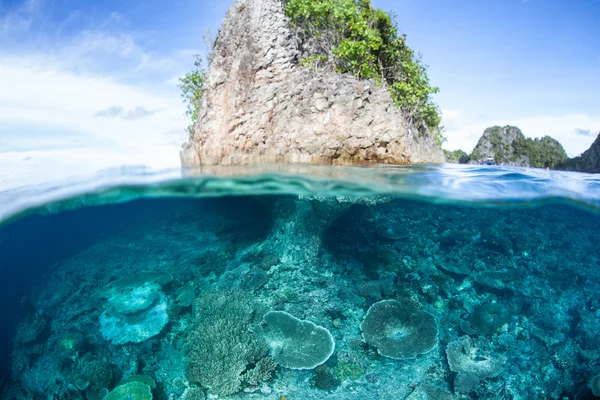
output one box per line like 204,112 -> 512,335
180,0 -> 445,167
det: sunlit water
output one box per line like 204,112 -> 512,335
1,164 -> 600,400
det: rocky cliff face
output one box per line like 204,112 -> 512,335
180,0 -> 444,167
469,125 -> 568,168
469,126 -> 528,166
561,133 -> 600,173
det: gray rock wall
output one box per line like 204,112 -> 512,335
469,126 -> 528,167
562,133 -> 600,173
180,0 -> 444,167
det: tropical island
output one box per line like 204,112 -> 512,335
445,125 -> 600,173
178,0 -> 599,173
178,0 -> 444,166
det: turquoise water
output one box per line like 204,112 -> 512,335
1,164 -> 600,399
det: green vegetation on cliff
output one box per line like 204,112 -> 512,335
560,133 -> 600,173
179,54 -> 206,132
516,135 -> 569,169
443,149 -> 469,164
466,125 -> 568,168
285,0 -> 443,145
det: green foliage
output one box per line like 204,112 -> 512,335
471,126 -> 568,168
562,133 -> 600,173
514,135 -> 569,168
300,54 -> 329,70
179,55 -> 206,132
285,0 -> 443,144
443,149 -> 469,164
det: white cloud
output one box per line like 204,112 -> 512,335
0,0 -> 38,37
0,56 -> 188,189
0,1 -> 201,190
443,111 -> 600,157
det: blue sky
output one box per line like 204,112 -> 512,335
0,0 -> 599,187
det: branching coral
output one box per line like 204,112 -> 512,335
185,290 -> 270,396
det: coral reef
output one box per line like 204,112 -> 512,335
185,290 -> 269,396
261,311 -> 335,369
4,195 -> 600,399
446,336 -> 506,393
104,381 -> 152,400
360,299 -> 439,360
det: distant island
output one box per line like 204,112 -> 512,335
445,125 -> 600,173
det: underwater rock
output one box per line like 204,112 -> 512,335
405,384 -> 456,400
103,381 -> 152,400
311,365 -> 341,391
590,374 -> 600,396
180,0 -> 444,166
473,270 -> 517,290
15,313 -> 47,344
375,224 -> 410,240
446,336 -> 506,393
466,303 -> 511,336
261,311 -> 335,369
360,299 -> 439,360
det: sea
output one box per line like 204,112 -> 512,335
1,164 -> 600,400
